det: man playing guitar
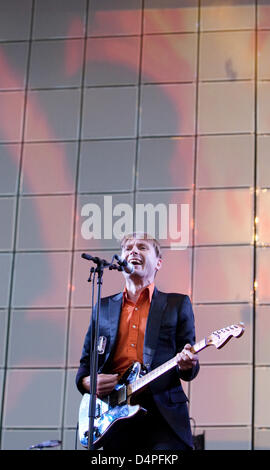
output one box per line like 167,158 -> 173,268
76,232 -> 199,450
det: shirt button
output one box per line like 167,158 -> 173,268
131,343 -> 135,347
134,307 -> 138,311
132,324 -> 137,329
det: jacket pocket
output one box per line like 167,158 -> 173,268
169,389 -> 189,403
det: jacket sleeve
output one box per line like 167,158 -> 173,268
75,320 -> 92,394
176,295 -> 199,382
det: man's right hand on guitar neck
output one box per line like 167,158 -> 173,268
82,374 -> 119,397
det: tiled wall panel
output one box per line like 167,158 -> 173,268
194,304 -> 252,364
198,82 -> 254,134
196,426 -> 251,450
3,369 -> 65,427
197,135 -> 254,188
190,365 -> 252,426
0,144 -> 21,195
140,83 -> 196,136
7,309 -> 68,367
21,142 -> 78,195
0,0 -> 32,41
0,0 -> 266,451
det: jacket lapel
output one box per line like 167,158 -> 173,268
143,288 -> 167,368
107,292 -> 123,359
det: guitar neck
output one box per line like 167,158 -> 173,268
127,338 -> 207,397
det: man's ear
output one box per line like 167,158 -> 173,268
156,258 -> 162,272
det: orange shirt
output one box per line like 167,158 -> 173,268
110,283 -> 155,377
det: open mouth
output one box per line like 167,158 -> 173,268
129,258 -> 143,266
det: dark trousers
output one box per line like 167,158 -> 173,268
102,394 -> 191,451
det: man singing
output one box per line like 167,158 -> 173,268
76,232 -> 199,450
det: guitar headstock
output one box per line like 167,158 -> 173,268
206,322 -> 245,349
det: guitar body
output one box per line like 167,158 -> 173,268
78,362 -> 147,449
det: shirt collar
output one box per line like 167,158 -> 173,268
123,282 -> 155,304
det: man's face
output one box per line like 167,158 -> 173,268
121,237 -> 162,281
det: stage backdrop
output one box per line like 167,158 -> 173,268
0,0 -> 269,450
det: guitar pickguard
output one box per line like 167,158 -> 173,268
78,362 -> 147,449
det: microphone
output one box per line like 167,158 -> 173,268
81,253 -> 99,262
81,253 -> 110,266
114,255 -> 134,274
28,440 -> 61,450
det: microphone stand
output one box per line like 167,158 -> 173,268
81,253 -> 122,451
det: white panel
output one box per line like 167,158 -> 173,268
254,429 -> 270,450
12,252 -> 72,308
257,190 -> 270,245
200,31 -> 254,81
21,142 -> 78,195
78,140 -> 136,193
155,248 -> 192,297
0,42 -> 28,90
33,0 -> 86,39
0,197 -> 16,250
258,1 -> 270,29
82,87 -> 138,139
254,367 -> 270,427
63,428 -> 82,450
200,0 -> 255,31
256,306 -> 270,366
0,369 -> 3,418
2,429 -> 61,451
29,39 -> 84,88
257,136 -> 270,188
258,31 -> 270,80
144,0 -> 198,33
0,254 -> 12,308
198,82 -> 254,134
193,246 -> 253,303
190,365 -> 252,425
195,426 -> 251,450
85,36 -> 140,86
68,308 -> 92,367
142,33 -> 197,83
0,144 -> 20,195
0,311 -> 8,367
88,0 -> 142,36
25,89 -> 80,142
194,304 -> 252,364
256,248 -> 270,303
3,369 -> 65,427
8,309 -> 68,367
258,82 -> 270,134
195,189 -> 253,245
17,195 -> 74,251
0,0 -> 32,41
138,137 -> 194,190
64,369 -> 82,427
140,83 -> 196,136
197,134 -> 254,188
0,91 -> 24,142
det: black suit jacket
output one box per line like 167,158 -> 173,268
76,287 -> 199,448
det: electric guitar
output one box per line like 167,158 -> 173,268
78,322 -> 245,449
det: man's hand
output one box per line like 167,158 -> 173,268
82,373 -> 119,397
176,344 -> 198,371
